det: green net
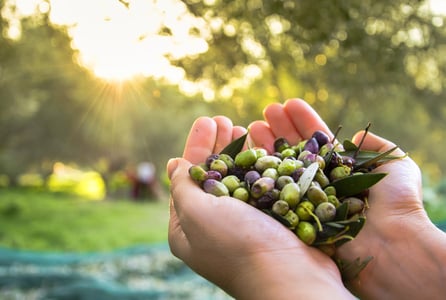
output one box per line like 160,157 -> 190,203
1,222 -> 446,300
0,243 -> 232,300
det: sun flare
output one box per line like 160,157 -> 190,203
8,0 -> 446,84
12,0 -> 208,82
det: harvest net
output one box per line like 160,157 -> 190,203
1,222 -> 445,300
0,243 -> 231,300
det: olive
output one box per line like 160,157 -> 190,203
304,137 -> 319,154
244,170 -> 261,187
250,177 -> 275,198
312,130 -> 330,147
295,200 -> 315,221
210,159 -> 228,177
296,221 -> 316,245
221,175 -> 241,193
279,182 -> 301,208
343,197 -> 365,215
188,165 -> 207,184
315,202 -> 337,222
233,187 -> 249,202
272,200 -> 290,216
306,185 -> 328,206
202,179 -> 229,197
235,149 -> 257,168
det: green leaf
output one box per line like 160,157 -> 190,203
334,201 -> 350,221
355,146 -> 400,170
219,132 -> 248,158
342,139 -> 358,151
314,215 -> 366,246
297,162 -> 319,197
340,146 -> 401,170
337,256 -> 374,282
314,225 -> 345,245
329,173 -> 387,197
334,216 -> 366,247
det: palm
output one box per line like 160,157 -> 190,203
248,99 -> 427,294
168,115 -> 341,296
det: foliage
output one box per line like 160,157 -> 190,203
1,0 -> 446,191
174,0 -> 446,178
0,189 -> 169,252
0,3 -> 218,189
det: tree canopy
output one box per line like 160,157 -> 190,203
1,0 -> 446,188
172,0 -> 446,177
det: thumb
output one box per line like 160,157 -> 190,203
167,157 -> 186,180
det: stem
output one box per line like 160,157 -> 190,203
304,206 -> 323,232
332,125 -> 343,144
354,122 -> 371,159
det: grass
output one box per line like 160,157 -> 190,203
0,188 -> 170,252
0,188 -> 445,253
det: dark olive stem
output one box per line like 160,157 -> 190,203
354,122 -> 371,159
331,125 -> 343,144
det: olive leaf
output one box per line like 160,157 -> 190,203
340,146 -> 402,171
342,139 -> 358,151
297,162 -> 320,197
334,201 -> 350,221
354,146 -> 401,170
313,216 -> 366,246
337,256 -> 374,282
219,132 -> 248,158
334,216 -> 366,247
329,173 -> 387,197
314,224 -> 345,243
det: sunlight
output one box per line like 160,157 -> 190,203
7,0 -> 445,87
8,0 -> 208,82
50,0 -> 208,82
429,0 -> 446,15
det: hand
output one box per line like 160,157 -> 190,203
168,115 -> 354,299
249,98 -> 446,299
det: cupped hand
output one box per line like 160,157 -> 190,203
168,115 -> 353,299
249,98 -> 445,299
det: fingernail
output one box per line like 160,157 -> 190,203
167,158 -> 180,180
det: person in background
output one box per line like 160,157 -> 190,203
167,99 -> 446,299
128,161 -> 158,200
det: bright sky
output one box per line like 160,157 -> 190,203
6,0 -> 209,83
4,0 -> 446,86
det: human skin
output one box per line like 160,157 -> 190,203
249,98 -> 446,299
167,115 -> 354,299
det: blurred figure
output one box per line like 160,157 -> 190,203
128,161 -> 161,200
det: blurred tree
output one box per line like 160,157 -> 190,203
0,8 -> 97,182
169,0 -> 446,178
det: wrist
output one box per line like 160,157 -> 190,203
229,247 -> 355,300
346,217 -> 446,299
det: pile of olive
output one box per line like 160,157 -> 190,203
188,129 -> 396,257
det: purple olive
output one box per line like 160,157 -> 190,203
312,130 -> 330,147
304,137 -> 319,154
244,170 -> 261,187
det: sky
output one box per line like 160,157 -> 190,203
5,0 -> 446,86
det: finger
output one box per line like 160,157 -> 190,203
213,116 -> 236,153
167,158 -> 196,258
168,158 -> 216,234
168,194 -> 192,260
183,117 -> 217,164
352,131 -> 405,156
283,99 -> 334,140
233,125 -> 247,140
263,102 -> 301,145
248,120 -> 276,153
